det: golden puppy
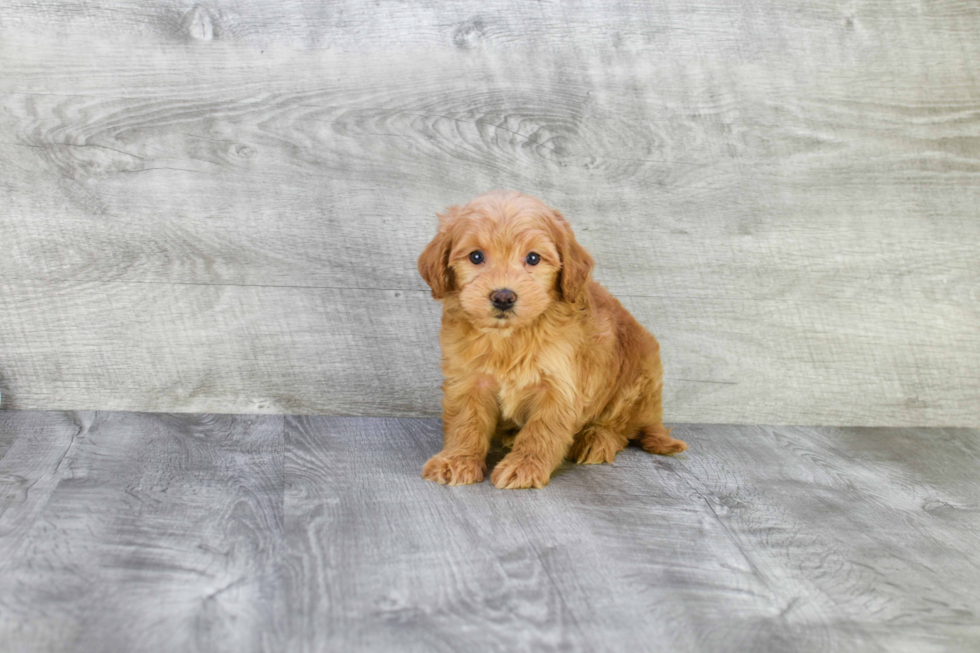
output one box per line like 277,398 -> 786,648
418,190 -> 686,489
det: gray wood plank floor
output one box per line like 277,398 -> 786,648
1,410 -> 978,652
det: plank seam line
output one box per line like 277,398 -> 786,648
4,279 -> 951,309
117,167 -> 205,174
4,141 -> 144,160
29,279 -> 429,293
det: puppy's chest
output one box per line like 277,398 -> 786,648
472,341 -> 564,423
494,377 -> 538,423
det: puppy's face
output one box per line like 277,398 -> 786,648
419,191 -> 594,330
449,214 -> 561,329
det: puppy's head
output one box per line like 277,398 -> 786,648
418,190 -> 593,329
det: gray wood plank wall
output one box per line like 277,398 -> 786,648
0,1 -> 978,425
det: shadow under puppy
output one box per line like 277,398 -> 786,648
418,190 -> 687,489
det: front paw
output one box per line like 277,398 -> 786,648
490,453 -> 551,489
422,453 -> 487,486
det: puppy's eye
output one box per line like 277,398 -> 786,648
526,252 -> 541,266
468,250 -> 485,265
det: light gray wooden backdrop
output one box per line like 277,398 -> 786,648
0,1 -> 977,426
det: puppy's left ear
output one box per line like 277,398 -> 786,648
417,208 -> 459,299
550,209 -> 594,305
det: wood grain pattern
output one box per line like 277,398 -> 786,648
2,411 -> 979,651
284,415 -> 799,652
1,280 -> 974,424
281,415 -> 980,652
0,410 -> 90,565
0,1 -> 979,423
0,411 -> 284,653
675,424 -> 980,651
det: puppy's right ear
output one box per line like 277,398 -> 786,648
417,207 -> 459,299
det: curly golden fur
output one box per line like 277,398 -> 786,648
418,190 -> 687,489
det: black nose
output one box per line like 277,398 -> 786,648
490,288 -> 517,311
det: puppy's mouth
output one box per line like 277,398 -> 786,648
491,307 -> 516,323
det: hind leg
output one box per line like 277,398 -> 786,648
570,424 -> 628,464
634,383 -> 687,455
638,424 -> 687,455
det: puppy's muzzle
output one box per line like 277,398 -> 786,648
490,288 -> 517,312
